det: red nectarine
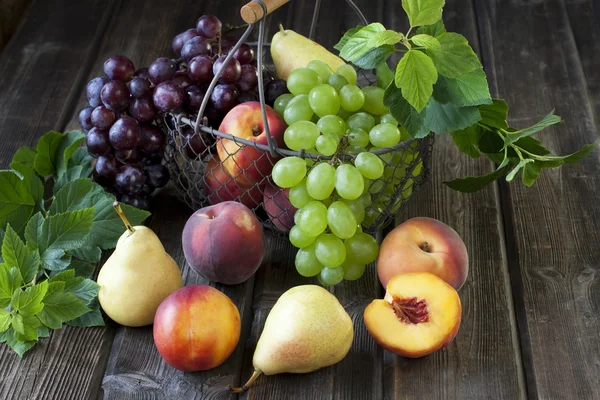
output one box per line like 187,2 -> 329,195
203,155 -> 263,209
263,180 -> 297,232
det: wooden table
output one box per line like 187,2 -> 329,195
0,0 -> 598,399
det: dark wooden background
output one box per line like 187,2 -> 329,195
0,0 -> 598,399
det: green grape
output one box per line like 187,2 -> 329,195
344,231 -> 379,264
358,191 -> 372,208
274,93 -> 294,115
348,145 -> 367,154
305,154 -> 317,167
368,178 -> 385,194
369,123 -> 401,147
335,164 -> 364,200
347,112 -> 375,132
327,201 -> 357,239
363,207 -> 379,227
399,125 -> 411,141
306,162 -> 335,200
317,115 -> 347,137
296,201 -> 328,237
290,225 -> 317,249
289,179 -> 314,208
327,73 -> 348,91
284,121 -> 321,151
336,64 -> 357,85
315,134 -> 338,156
341,198 -> 365,224
346,128 -> 369,148
295,242 -> 323,277
284,94 -> 313,125
380,113 -> 398,126
339,84 -> 365,112
337,108 -> 354,120
319,266 -> 344,286
272,157 -> 307,188
354,152 -> 384,179
370,147 -> 393,163
321,196 -> 333,208
342,260 -> 366,281
294,208 -> 302,225
307,60 -> 333,82
308,84 -> 340,117
362,179 -> 372,194
315,233 -> 346,267
287,67 -> 322,95
361,86 -> 388,115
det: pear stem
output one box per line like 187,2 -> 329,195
229,369 -> 262,393
278,23 -> 285,34
113,202 -> 136,234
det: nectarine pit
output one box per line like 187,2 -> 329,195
419,241 -> 430,252
390,296 -> 429,324
252,125 -> 261,136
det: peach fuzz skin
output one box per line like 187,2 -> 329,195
153,285 -> 241,372
216,102 -> 287,186
377,217 -> 468,290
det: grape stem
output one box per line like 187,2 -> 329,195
329,136 -> 349,166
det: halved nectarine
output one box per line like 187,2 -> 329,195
364,272 -> 461,358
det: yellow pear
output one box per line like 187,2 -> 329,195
97,203 -> 182,327
271,27 -> 346,80
231,285 -> 353,392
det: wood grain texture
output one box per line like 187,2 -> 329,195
475,0 -> 600,398
380,1 -> 526,399
0,1 -> 118,399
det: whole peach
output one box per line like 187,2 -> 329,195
263,180 -> 297,232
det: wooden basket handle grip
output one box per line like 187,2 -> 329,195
240,0 -> 290,24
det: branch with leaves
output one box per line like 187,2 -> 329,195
334,0 -> 596,192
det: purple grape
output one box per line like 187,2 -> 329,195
138,125 -> 165,155
262,68 -> 275,83
115,165 -> 146,195
109,116 -> 140,150
103,55 -> 135,81
86,127 -> 111,158
185,85 -> 205,112
152,81 -> 184,113
120,194 -> 150,210
172,71 -> 193,89
115,148 -> 143,164
204,106 -> 223,128
210,84 -> 239,113
228,43 -> 254,65
138,184 -> 155,197
183,128 -> 209,158
265,79 -> 289,105
188,55 -> 214,84
219,36 -> 239,55
95,154 -> 120,180
238,91 -> 258,103
128,77 -> 151,98
181,36 -> 212,63
129,97 -> 157,123
213,56 -> 241,84
196,15 -> 222,39
172,28 -> 201,56
86,76 -> 109,108
144,164 -> 170,188
100,80 -> 130,111
91,106 -> 116,129
148,57 -> 177,85
237,64 -> 258,92
135,67 -> 150,80
78,106 -> 94,131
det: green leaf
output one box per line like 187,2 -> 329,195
11,314 -> 25,335
65,277 -> 99,305
351,45 -> 395,70
366,30 -> 402,48
384,83 -> 429,138
503,111 -> 562,147
55,130 -> 86,178
41,250 -> 72,271
562,142 -> 596,163
2,224 -> 40,283
13,315 -> 40,342
479,99 -> 509,130
25,212 -> 44,251
3,328 -> 37,358
424,98 -> 481,134
433,69 -> 492,107
67,300 -> 104,328
334,25 -> 364,52
444,165 -> 510,192
70,259 -> 96,278
0,170 -> 35,233
506,159 -> 533,182
513,136 -> 551,156
411,34 -> 441,50
522,162 -> 542,186
39,208 -> 95,253
38,285 -> 90,330
54,166 -> 85,194
478,131 -> 505,154
36,325 -> 50,338
427,32 -> 482,78
450,125 -> 483,158
416,20 -> 446,37
49,178 -> 104,215
67,147 -> 94,177
34,131 -> 64,177
340,23 -> 386,62
376,62 -> 394,89
68,246 -> 102,263
0,265 -> 22,308
10,163 -> 44,214
0,309 -> 11,332
395,50 -> 438,112
402,0 -> 445,27
12,281 -> 48,316
11,147 -> 37,169
48,269 -> 75,283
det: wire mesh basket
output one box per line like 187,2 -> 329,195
161,0 -> 434,235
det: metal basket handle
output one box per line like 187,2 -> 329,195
241,0 -> 290,23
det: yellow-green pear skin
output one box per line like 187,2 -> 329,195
271,29 -> 346,80
97,226 -> 182,327
252,285 -> 354,375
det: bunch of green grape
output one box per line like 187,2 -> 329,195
270,60 -> 421,286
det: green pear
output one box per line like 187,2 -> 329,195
271,26 -> 346,80
97,203 -> 182,327
231,285 -> 353,392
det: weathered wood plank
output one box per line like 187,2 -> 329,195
381,1 -> 526,399
476,0 -> 600,398
0,1 -> 118,400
